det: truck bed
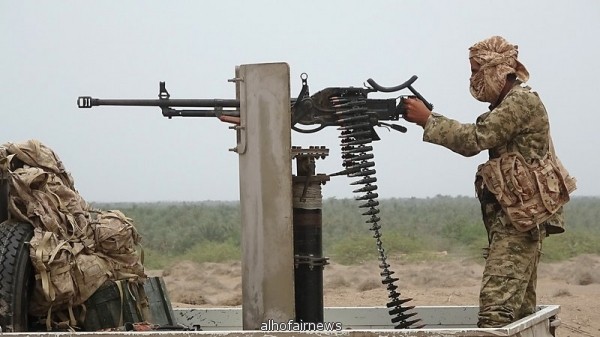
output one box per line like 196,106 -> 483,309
174,305 -> 560,336
0,305 -> 559,336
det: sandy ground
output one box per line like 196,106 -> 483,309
153,254 -> 600,337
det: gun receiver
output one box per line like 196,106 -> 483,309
77,75 -> 432,139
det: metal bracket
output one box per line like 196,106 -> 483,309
294,255 -> 330,270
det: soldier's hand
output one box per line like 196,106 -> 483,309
403,97 -> 431,128
218,115 -> 240,125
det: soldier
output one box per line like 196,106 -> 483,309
402,35 -> 574,327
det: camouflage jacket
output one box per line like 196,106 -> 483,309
422,84 -> 565,234
423,84 -> 548,160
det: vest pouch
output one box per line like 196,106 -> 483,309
533,158 -> 569,214
476,152 -> 574,232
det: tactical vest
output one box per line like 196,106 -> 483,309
475,137 -> 576,233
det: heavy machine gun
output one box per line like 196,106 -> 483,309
77,69 -> 432,330
77,74 -> 432,141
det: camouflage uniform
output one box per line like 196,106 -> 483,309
423,83 -> 558,327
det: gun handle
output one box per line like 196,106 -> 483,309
407,86 -> 433,111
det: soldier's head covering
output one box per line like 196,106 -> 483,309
468,36 -> 529,103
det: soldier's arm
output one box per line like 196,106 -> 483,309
423,91 -> 530,157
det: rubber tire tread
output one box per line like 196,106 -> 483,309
0,222 -> 33,332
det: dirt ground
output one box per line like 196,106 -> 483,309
154,254 -> 600,337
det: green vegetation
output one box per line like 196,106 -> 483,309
92,196 -> 600,269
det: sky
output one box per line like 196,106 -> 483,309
1,0 -> 599,202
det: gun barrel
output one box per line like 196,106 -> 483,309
77,97 -> 240,109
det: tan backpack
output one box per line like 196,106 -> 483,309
0,140 -> 146,330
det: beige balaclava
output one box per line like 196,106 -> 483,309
468,36 -> 530,103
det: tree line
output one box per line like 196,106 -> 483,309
92,196 -> 600,268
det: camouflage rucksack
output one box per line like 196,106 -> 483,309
0,139 -> 146,330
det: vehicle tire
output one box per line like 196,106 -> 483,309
0,222 -> 34,332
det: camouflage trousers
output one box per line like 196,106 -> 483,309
478,203 -> 545,328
